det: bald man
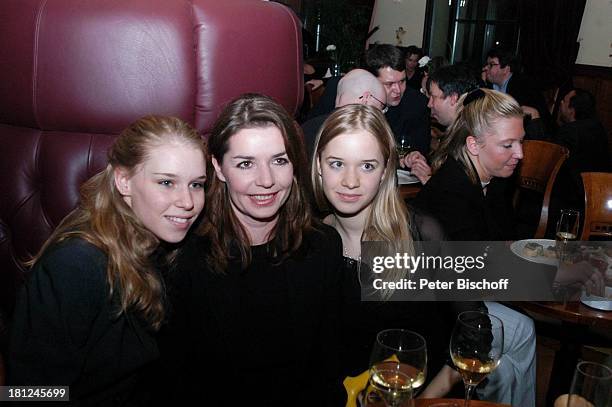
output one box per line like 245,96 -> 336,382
302,69 -> 387,160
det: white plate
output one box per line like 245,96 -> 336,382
397,169 -> 419,185
581,286 -> 612,311
510,239 -> 559,266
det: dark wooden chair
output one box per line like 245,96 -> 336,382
580,172 -> 612,240
513,140 -> 569,238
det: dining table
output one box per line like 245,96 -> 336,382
516,300 -> 612,405
415,399 -> 510,407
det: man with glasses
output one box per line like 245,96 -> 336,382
301,68 -> 387,160
484,48 -> 551,139
304,45 -> 430,158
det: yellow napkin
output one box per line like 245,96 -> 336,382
343,354 -> 400,407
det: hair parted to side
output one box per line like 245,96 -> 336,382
364,44 -> 406,76
431,88 -> 523,184
200,93 -> 313,273
27,115 -> 205,330
311,104 -> 414,298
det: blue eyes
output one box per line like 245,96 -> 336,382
158,180 -> 173,187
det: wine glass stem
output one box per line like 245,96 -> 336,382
464,384 -> 476,407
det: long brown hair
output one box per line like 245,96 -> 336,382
28,115 -> 205,330
200,93 -> 313,273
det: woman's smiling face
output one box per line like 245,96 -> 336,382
212,125 -> 294,232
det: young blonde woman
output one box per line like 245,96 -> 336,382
311,104 -> 483,400
8,116 -> 207,404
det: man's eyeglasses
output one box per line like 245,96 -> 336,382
360,94 -> 388,114
485,62 -> 500,69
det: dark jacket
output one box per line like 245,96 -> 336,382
158,224 -> 344,406
412,157 -> 516,241
386,86 -> 431,156
305,78 -> 431,156
553,117 -> 611,209
494,74 -> 553,140
8,239 -> 159,406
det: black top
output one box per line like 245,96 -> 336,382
385,87 -> 431,156
406,69 -> 424,91
305,76 -> 341,121
412,157 -> 516,241
304,77 -> 431,156
496,74 -> 553,140
158,224 -> 344,406
557,118 -> 611,184
8,239 -> 159,406
549,117 -> 612,213
338,208 -> 486,394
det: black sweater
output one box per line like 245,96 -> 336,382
158,224 -> 344,406
8,239 -> 159,406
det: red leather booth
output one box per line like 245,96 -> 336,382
0,0 -> 302,331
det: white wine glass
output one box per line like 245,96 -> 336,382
450,311 -> 504,407
366,329 -> 427,407
556,209 -> 580,262
397,135 -> 411,162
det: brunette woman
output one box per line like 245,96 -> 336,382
163,94 -> 344,406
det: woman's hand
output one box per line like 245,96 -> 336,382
400,151 -> 432,184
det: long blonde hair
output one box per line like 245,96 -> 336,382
28,115 -> 205,330
431,88 -> 524,183
311,104 -> 414,297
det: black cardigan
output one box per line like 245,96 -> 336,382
8,239 -> 159,406
157,224 -> 344,406
413,157 -> 516,241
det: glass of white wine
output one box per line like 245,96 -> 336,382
556,209 -> 580,262
396,135 -> 411,163
450,311 -> 504,407
366,329 -> 427,407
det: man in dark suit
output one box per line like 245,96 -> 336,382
484,48 -> 552,140
304,45 -> 430,157
365,44 -> 430,156
555,88 -> 611,209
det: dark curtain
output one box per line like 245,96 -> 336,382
518,0 -> 586,91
